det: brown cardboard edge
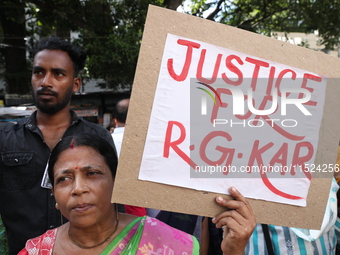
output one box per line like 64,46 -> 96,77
112,5 -> 340,229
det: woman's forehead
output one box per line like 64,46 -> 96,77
54,146 -> 104,168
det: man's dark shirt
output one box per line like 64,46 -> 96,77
0,110 -> 115,255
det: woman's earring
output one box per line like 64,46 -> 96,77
55,203 -> 59,210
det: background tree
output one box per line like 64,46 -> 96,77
307,0 -> 340,49
185,0 -> 340,49
0,0 -> 163,94
78,0 -> 159,90
0,0 -> 29,94
0,0 -> 340,94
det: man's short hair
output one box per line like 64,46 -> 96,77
31,36 -> 87,77
115,99 -> 129,124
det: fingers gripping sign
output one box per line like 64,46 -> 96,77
212,186 -> 256,255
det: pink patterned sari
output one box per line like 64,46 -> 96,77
18,216 -> 199,255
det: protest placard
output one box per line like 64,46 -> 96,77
112,5 -> 340,229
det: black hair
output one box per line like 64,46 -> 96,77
48,134 -> 118,186
32,36 -> 87,77
106,124 -> 115,131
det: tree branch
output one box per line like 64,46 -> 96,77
206,0 -> 225,21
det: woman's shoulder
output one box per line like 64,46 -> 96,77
18,228 -> 57,255
143,216 -> 193,237
141,216 -> 199,253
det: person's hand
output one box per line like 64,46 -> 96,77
212,186 -> 256,255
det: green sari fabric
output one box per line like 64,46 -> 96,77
0,215 -> 8,255
101,216 -> 199,254
20,216 -> 199,255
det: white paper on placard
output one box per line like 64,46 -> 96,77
138,33 -> 327,207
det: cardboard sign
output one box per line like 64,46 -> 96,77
112,5 -> 340,229
138,33 -> 328,207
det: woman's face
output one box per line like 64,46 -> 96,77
52,146 -> 114,227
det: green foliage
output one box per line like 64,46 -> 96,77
77,0 -> 163,90
306,0 -> 340,49
1,0 -> 340,93
187,0 -> 305,32
184,0 -> 340,49
0,0 -> 165,92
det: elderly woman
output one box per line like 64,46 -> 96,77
19,134 -> 255,255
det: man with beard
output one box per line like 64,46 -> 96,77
0,36 -> 115,255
